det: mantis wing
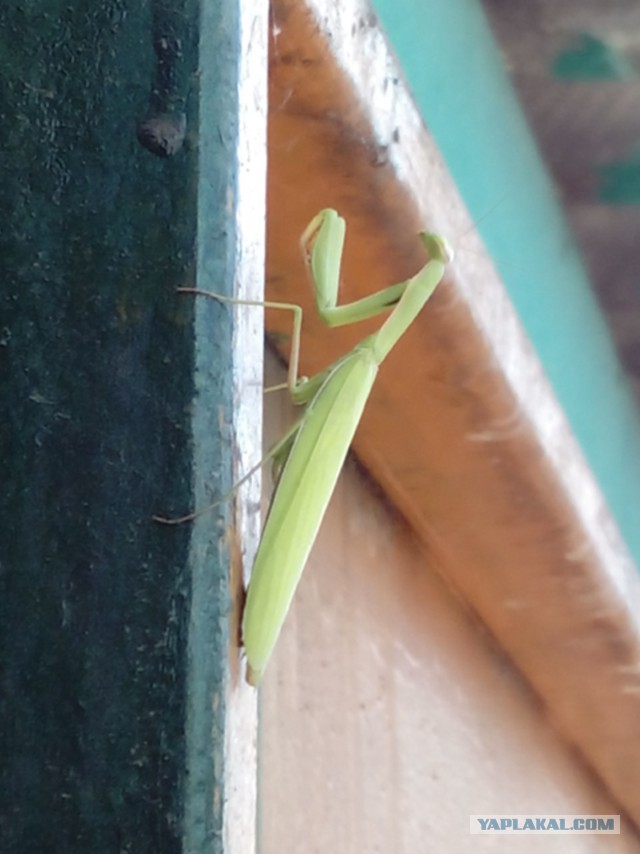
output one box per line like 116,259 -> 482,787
242,346 -> 378,684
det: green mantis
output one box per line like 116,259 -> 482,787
161,209 -> 452,685
243,209 -> 450,685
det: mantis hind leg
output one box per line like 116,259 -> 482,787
153,417 -> 302,525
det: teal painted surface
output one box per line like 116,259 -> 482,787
373,0 -> 640,565
182,0 -> 241,851
0,1 -> 240,851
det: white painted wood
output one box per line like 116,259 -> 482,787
224,2 -> 267,851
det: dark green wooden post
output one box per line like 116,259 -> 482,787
0,2 -> 264,850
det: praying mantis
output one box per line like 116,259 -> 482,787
160,209 -> 452,685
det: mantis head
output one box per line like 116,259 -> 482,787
419,232 -> 454,265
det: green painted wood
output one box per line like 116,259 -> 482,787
552,33 -> 636,81
597,153 -> 640,204
373,0 -> 640,567
0,1 -> 243,850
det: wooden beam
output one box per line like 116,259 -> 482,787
266,0 -> 640,826
0,2 -> 266,850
